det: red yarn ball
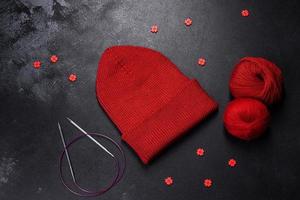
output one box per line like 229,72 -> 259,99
223,98 -> 270,141
230,57 -> 283,105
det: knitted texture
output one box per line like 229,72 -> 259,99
96,46 -> 218,164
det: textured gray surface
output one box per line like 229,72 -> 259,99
1,0 -> 300,199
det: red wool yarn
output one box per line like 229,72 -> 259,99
223,98 -> 270,141
229,57 -> 283,105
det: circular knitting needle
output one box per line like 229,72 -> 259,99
58,119 -> 126,196
66,117 -> 115,158
58,122 -> 76,183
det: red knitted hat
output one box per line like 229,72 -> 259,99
96,46 -> 218,164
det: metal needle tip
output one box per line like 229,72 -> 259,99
66,118 -> 115,158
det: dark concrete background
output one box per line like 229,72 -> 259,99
1,0 -> 300,200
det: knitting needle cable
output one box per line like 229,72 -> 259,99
59,133 -> 126,197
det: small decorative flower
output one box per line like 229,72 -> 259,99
204,179 -> 212,188
33,60 -> 41,69
196,148 -> 205,156
50,55 -> 58,63
228,158 -> 237,167
198,58 -> 206,66
151,25 -> 158,33
241,9 -> 250,17
184,18 -> 192,26
68,73 -> 77,82
164,177 -> 173,186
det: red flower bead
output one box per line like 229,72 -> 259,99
164,177 -> 173,186
150,25 -> 158,33
33,60 -> 41,69
241,9 -> 250,17
68,73 -> 77,82
203,179 -> 212,188
184,18 -> 192,26
50,55 -> 58,63
228,158 -> 237,167
198,58 -> 206,66
196,148 -> 205,156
